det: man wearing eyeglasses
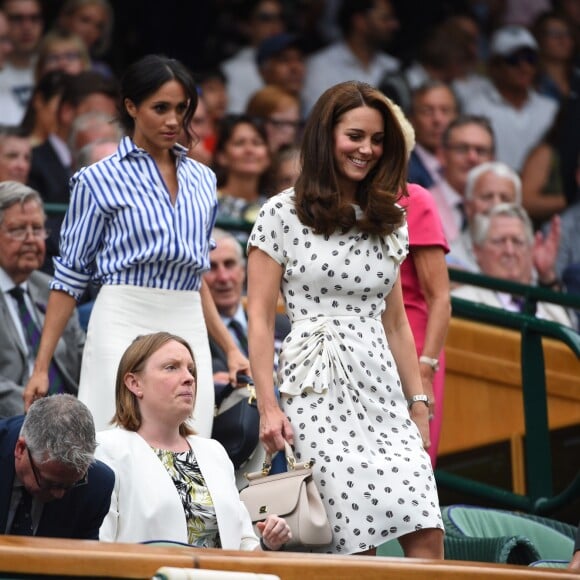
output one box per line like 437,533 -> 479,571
463,26 -> 557,172
0,181 -> 84,419
452,203 -> 573,327
0,394 -> 114,538
0,0 -> 44,125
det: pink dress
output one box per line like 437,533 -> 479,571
400,183 -> 449,466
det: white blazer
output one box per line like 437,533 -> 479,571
95,428 -> 259,550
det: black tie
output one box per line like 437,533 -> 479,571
10,489 -> 33,536
228,319 -> 248,355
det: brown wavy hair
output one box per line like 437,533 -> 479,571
295,81 -> 414,236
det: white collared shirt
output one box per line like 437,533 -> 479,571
463,82 -> 557,171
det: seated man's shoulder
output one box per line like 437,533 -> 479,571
89,458 -> 115,489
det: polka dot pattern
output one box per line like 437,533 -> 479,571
248,190 -> 443,554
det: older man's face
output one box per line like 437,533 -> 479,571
474,215 -> 532,284
466,171 -> 518,221
205,238 -> 245,318
0,200 -> 46,283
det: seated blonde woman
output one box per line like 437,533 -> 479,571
95,332 -> 290,550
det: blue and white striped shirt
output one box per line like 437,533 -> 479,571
51,136 -> 218,300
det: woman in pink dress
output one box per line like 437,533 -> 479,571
400,183 -> 451,466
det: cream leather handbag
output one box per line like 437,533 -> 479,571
240,442 -> 332,548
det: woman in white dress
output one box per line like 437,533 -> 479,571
247,81 -> 444,556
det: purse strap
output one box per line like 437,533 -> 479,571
261,441 -> 311,475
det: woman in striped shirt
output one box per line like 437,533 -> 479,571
23,55 -> 249,435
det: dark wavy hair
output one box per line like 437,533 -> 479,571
295,81 -> 411,236
119,54 -> 198,145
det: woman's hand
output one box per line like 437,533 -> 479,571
259,405 -> 294,454
410,402 -> 431,449
23,370 -> 50,411
256,515 -> 292,550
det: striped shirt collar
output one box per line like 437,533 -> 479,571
117,136 -> 188,161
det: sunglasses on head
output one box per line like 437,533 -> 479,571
503,49 -> 538,67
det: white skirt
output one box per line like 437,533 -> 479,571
78,285 -> 214,436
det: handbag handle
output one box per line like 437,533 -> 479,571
261,441 -> 311,475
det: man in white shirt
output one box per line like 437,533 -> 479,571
0,0 -> 43,125
301,0 -> 400,114
463,26 -> 557,172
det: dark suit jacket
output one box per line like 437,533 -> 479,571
28,139 -> 72,274
407,150 -> 436,189
210,311 -> 290,376
28,140 -> 71,206
0,415 -> 114,539
0,270 -> 85,419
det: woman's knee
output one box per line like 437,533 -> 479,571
398,527 -> 444,559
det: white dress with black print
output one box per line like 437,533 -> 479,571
248,190 -> 443,554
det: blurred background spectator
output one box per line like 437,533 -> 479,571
221,0 -> 286,114
33,29 -> 89,83
213,114 -> 271,234
19,70 -> 68,147
0,124 -> 30,182
56,0 -> 114,78
0,0 -> 44,125
407,80 -> 459,189
246,84 -> 302,154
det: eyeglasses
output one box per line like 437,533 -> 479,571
27,447 -> 88,491
445,143 -> 494,157
486,236 -> 527,249
503,49 -> 538,67
0,225 -> 50,241
6,13 -> 42,24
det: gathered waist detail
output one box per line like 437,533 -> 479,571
279,314 -> 385,397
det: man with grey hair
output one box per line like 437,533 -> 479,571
452,203 -> 573,327
0,394 -> 114,538
68,111 -> 123,170
449,161 -> 561,291
0,181 -> 84,418
449,161 -> 522,271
